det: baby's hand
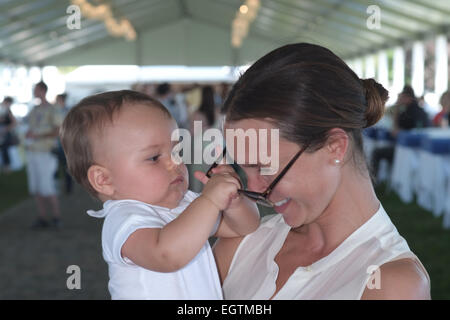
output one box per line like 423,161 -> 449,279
194,165 -> 242,211
208,165 -> 245,210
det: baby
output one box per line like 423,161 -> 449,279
60,90 -> 259,299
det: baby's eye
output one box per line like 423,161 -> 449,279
147,154 -> 160,162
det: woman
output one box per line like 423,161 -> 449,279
211,43 -> 430,299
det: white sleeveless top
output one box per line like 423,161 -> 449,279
222,205 -> 429,300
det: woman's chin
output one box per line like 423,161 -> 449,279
278,210 -> 294,226
278,204 -> 306,228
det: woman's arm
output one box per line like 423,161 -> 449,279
361,258 -> 431,300
212,236 -> 244,284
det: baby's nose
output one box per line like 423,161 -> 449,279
166,156 -> 184,171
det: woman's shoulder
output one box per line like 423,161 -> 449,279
361,258 -> 430,300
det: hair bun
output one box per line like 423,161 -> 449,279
361,78 -> 389,128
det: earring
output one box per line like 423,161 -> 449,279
334,159 -> 341,165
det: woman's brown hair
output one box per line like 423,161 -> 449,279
224,43 -> 389,170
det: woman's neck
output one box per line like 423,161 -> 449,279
291,167 -> 380,261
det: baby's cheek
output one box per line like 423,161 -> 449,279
143,170 -> 167,189
157,173 -> 172,188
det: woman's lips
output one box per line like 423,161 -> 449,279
170,176 -> 184,185
273,197 -> 291,213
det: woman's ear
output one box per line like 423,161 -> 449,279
326,128 -> 349,164
87,164 -> 115,197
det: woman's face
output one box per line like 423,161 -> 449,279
224,118 -> 342,228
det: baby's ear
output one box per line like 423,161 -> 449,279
87,165 -> 114,197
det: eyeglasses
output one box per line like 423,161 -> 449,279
205,144 -> 309,207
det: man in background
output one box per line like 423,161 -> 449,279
25,81 -> 63,229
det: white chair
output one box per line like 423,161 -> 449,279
390,131 -> 424,203
415,132 -> 450,224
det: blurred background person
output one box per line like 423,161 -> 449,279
188,85 -> 219,192
0,96 -> 18,173
217,82 -> 231,113
55,93 -> 70,116
371,85 -> 430,182
155,82 -> 189,129
25,81 -> 64,229
53,93 -> 73,194
392,85 -> 430,134
432,90 -> 450,128
189,85 -> 217,132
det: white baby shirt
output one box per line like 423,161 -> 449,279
87,190 -> 223,300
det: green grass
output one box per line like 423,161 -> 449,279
0,169 -> 30,214
375,186 -> 450,300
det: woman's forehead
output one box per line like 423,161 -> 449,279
223,118 -> 298,168
223,118 -> 284,147
224,118 -> 277,131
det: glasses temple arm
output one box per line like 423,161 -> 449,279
262,144 -> 309,196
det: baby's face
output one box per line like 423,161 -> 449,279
92,103 -> 189,209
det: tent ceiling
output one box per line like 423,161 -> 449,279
0,0 -> 449,66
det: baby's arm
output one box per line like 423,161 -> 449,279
194,165 -> 260,238
216,196 -> 260,238
121,173 -> 240,273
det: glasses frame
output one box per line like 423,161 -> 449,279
205,144 -> 309,207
